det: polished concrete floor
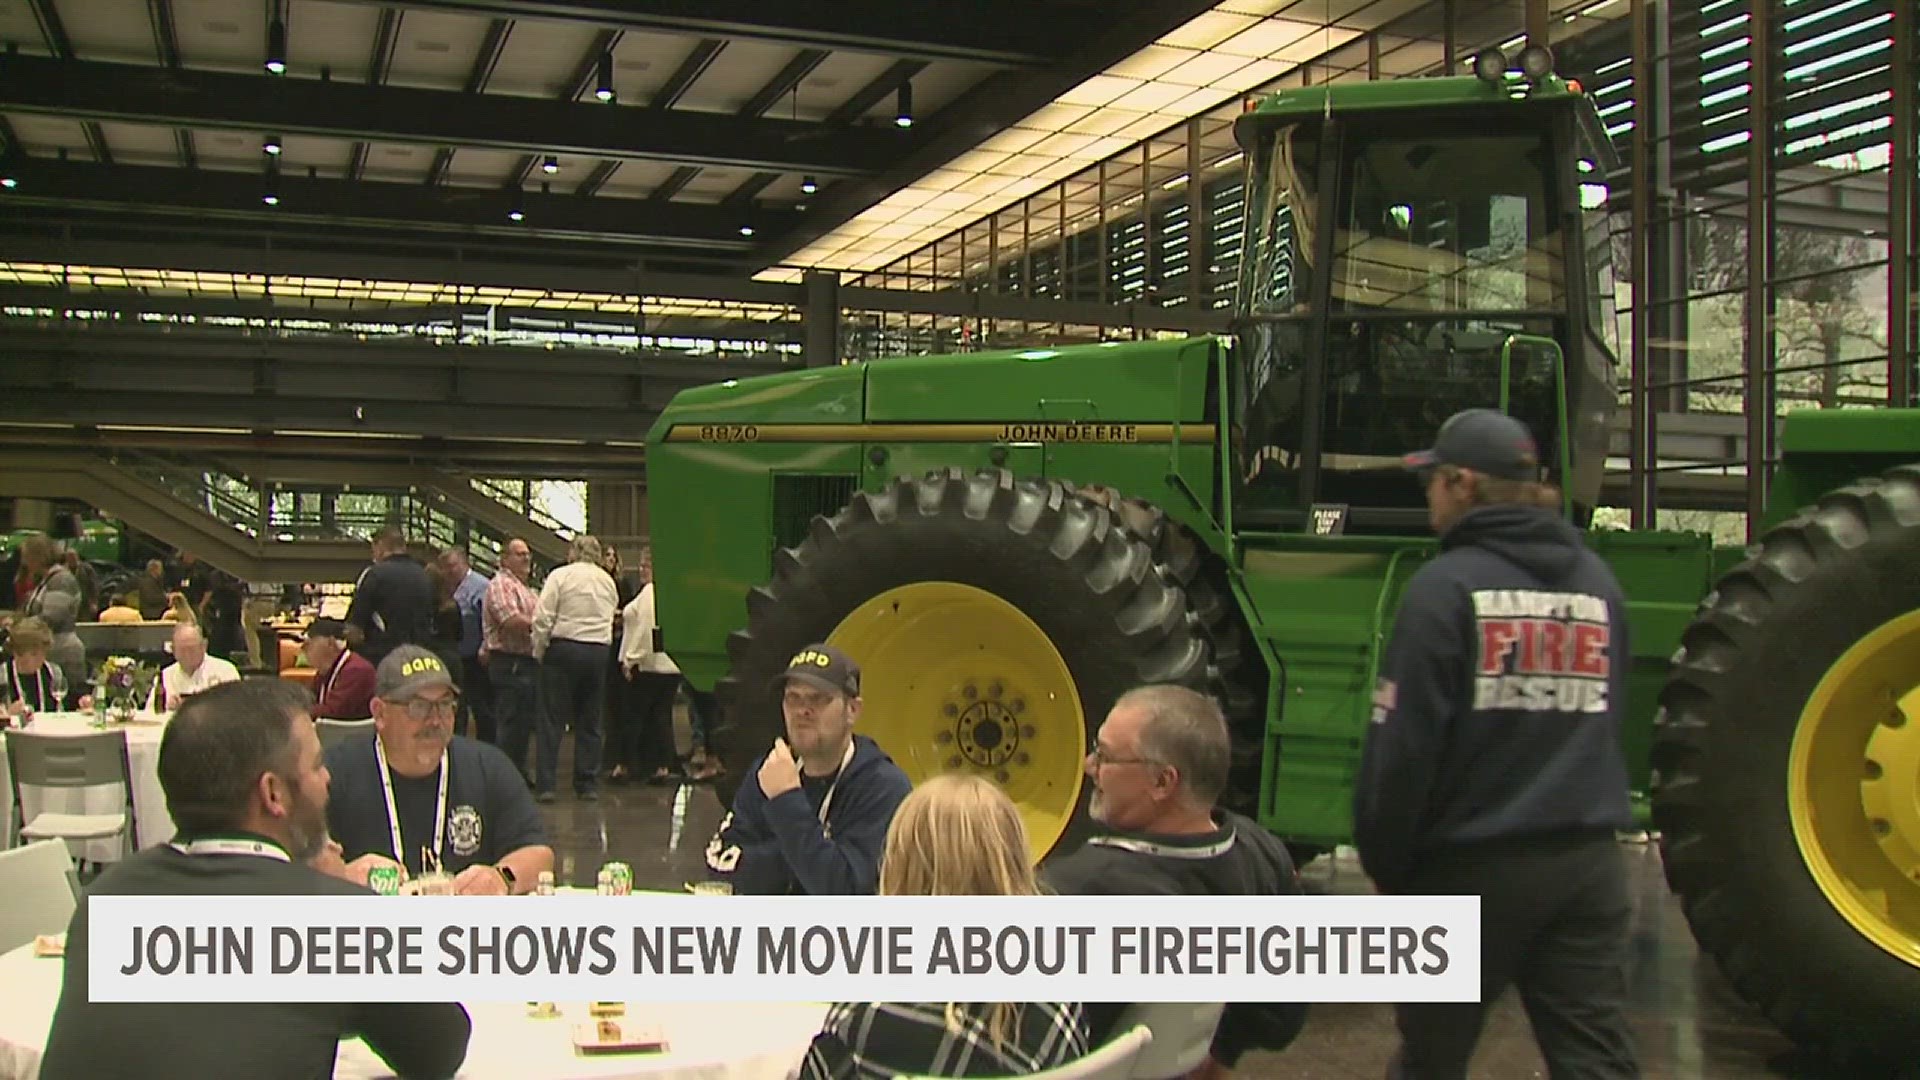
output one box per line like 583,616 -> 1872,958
528,754 -> 1851,1080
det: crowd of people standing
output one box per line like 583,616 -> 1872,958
336,526 -> 720,803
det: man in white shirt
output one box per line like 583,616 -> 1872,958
531,535 -> 617,802
151,623 -> 241,712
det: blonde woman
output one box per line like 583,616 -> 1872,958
798,774 -> 1091,1079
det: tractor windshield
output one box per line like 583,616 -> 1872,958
1232,103 -> 1607,532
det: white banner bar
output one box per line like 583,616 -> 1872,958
88,894 -> 1480,1004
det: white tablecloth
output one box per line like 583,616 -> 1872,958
0,943 -> 822,1080
0,712 -> 176,863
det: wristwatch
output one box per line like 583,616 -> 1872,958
495,864 -> 517,891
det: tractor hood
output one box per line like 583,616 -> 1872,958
647,337 -> 1219,441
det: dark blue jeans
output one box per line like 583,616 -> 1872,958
539,639 -> 608,795
488,653 -> 539,781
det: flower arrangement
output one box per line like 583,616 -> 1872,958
91,655 -> 158,721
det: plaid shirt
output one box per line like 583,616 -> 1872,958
799,1000 -> 1089,1079
481,569 -> 538,658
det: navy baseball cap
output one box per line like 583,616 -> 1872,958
777,643 -> 861,698
1402,409 -> 1541,481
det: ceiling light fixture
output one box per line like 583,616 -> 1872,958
800,175 -> 818,195
595,52 -> 615,103
894,82 -> 913,128
542,155 -> 559,174
265,16 -> 287,74
263,193 -> 279,206
0,177 -> 16,189
264,135 -> 282,155
739,224 -> 755,237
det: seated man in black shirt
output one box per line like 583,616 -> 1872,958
40,679 -> 471,1080
327,645 -> 553,893
1043,684 -> 1307,1077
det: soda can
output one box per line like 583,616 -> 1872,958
368,866 -> 402,896
604,861 -> 633,896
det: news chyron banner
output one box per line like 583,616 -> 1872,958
91,895 -> 1480,1004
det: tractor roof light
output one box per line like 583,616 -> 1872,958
1471,47 -> 1508,84
1517,44 -> 1555,79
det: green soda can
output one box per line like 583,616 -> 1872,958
603,861 -> 633,895
368,866 -> 402,896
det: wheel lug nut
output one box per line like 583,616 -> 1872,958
947,755 -> 962,769
1011,699 -> 1025,714
935,731 -> 953,745
943,703 -> 958,717
989,682 -> 1003,698
1872,818 -> 1893,836
963,684 -> 978,700
996,769 -> 1010,782
1016,752 -> 1030,766
1021,724 -> 1036,738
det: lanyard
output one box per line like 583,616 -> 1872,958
170,837 -> 291,863
806,740 -> 857,837
320,650 -> 352,704
376,738 -> 448,871
10,663 -> 48,710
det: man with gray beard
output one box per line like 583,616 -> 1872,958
40,679 -> 470,1080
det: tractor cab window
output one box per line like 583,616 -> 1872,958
1233,117 -> 1574,531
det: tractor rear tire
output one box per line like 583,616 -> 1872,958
1652,463 -> 1920,1070
711,467 -> 1211,863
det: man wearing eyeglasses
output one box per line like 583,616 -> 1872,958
704,643 -> 911,895
325,645 -> 554,894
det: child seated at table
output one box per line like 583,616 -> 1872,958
797,774 -> 1091,1079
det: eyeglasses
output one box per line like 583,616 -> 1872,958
1088,744 -> 1151,767
401,696 -> 460,721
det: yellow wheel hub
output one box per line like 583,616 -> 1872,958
828,582 -> 1085,864
1789,608 -> 1920,968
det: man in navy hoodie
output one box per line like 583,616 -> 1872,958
705,643 -> 912,895
1355,409 -> 1640,1080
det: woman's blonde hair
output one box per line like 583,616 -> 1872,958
8,616 -> 52,653
878,773 -> 1039,1050
879,772 -> 1039,898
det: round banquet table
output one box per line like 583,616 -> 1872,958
0,943 -> 823,1080
0,712 -> 176,864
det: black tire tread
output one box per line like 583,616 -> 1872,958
1651,462 -> 1920,1070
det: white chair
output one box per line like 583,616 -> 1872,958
900,1025 -> 1153,1080
1111,1002 -> 1225,1079
0,838 -> 82,953
315,718 -> 376,752
4,729 -> 137,868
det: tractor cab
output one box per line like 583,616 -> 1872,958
1227,54 -> 1620,535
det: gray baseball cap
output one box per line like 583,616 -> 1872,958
1402,408 -> 1541,482
374,644 -> 457,700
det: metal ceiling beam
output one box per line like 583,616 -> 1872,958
147,0 -> 181,67
1,158 -> 793,252
0,234 -> 808,304
0,426 -> 652,478
648,39 -> 725,109
28,0 -> 72,58
573,160 -> 618,197
0,55 -> 889,176
756,0 -> 1226,265
314,0 -> 1050,66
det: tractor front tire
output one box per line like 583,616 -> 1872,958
1652,463 -> 1920,1070
711,468 -> 1211,864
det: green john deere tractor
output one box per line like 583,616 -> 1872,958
646,60 -> 1920,1066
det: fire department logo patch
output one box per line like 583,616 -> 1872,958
448,804 -> 483,857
